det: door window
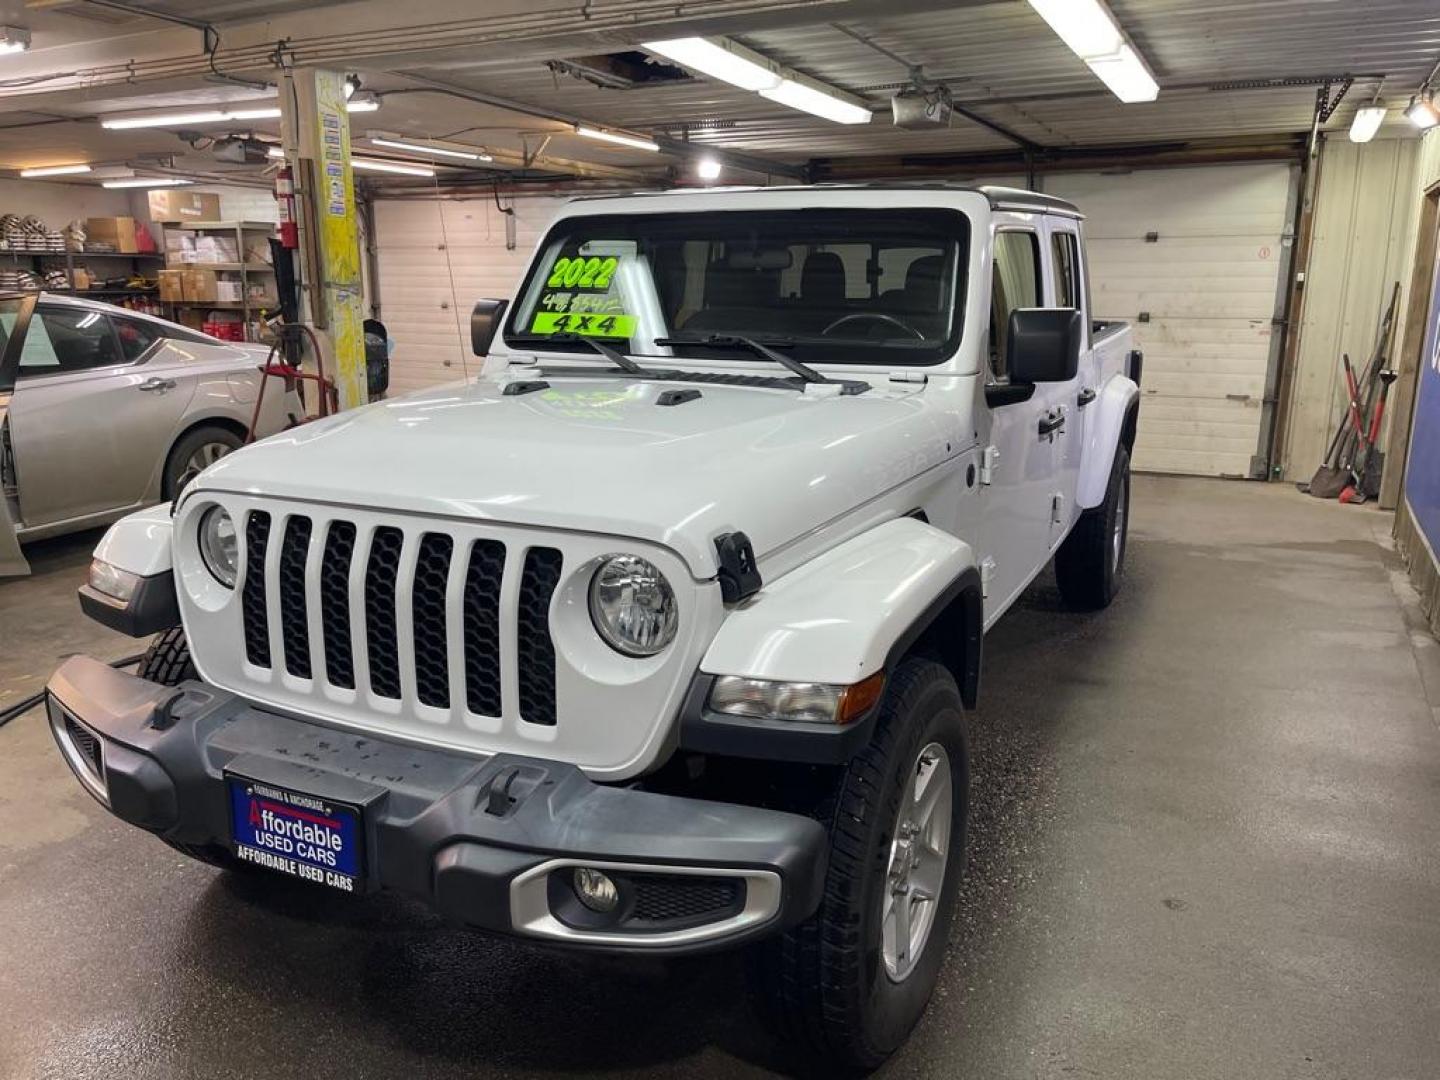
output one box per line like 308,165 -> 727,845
16,307 -> 123,377
1051,231 -> 1082,309
112,316 -> 162,362
990,231 -> 1041,378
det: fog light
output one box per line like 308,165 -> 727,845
573,867 -> 619,913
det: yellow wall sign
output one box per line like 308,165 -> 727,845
530,311 -> 638,337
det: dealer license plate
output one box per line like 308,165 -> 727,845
227,774 -> 363,893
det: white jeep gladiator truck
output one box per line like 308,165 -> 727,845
47,184 -> 1138,1071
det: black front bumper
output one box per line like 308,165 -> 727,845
46,656 -> 828,955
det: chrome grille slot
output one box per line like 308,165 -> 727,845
463,539 -> 506,717
278,516 -> 313,679
242,510 -> 272,668
365,526 -> 404,699
517,547 -> 563,726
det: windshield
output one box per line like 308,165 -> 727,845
505,208 -> 969,367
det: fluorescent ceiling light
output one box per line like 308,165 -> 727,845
19,164 -> 92,177
575,125 -> 661,151
1085,43 -> 1159,104
1406,93 -> 1439,130
1026,0 -> 1159,103
370,136 -> 492,162
0,26 -> 30,55
1349,104 -> 1387,143
267,145 -> 285,158
351,157 -> 434,176
346,95 -> 380,113
102,98 -> 378,129
697,156 -> 723,181
642,37 -> 780,92
102,177 -> 192,188
760,77 -> 872,124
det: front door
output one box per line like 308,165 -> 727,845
6,304 -> 196,529
0,294 -> 35,573
978,224 -> 1059,620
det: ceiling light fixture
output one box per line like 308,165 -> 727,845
1406,91 -> 1439,130
101,177 -> 193,188
350,157 -> 435,176
642,37 -> 781,92
760,75 -> 872,124
643,35 -> 871,125
267,145 -> 285,158
697,156 -> 723,181
19,164 -> 93,178
1349,103 -> 1387,143
1026,0 -> 1159,103
575,125 -> 661,152
345,94 -> 380,113
0,26 -> 30,55
370,135 -> 493,162
101,98 -> 379,130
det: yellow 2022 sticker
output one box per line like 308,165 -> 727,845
545,255 -> 619,290
530,311 -> 638,338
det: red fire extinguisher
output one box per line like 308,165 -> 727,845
275,165 -> 298,249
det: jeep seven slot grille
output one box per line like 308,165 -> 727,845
241,513 -> 560,726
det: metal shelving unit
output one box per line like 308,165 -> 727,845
0,248 -> 173,315
160,221 -> 278,338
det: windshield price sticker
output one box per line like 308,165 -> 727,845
530,311 -> 637,338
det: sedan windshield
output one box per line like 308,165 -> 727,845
506,208 -> 969,367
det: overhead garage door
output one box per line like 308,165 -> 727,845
1047,164 -> 1296,477
374,197 -> 564,395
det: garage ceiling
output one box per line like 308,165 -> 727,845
0,0 -> 1437,186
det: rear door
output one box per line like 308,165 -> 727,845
1042,218 -> 1091,547
6,304 -> 198,528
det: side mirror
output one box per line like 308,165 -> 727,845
1006,308 -> 1082,384
471,299 -> 509,357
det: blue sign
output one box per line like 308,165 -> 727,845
1404,247 -> 1440,555
227,776 -> 361,892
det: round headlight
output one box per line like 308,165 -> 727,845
588,554 -> 678,657
198,506 -> 239,588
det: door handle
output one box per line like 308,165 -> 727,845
1077,387 -> 1096,407
137,377 -> 176,392
1038,409 -> 1066,440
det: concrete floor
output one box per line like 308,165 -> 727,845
2,475 -> 1439,1079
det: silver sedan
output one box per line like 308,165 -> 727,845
0,292 -> 300,575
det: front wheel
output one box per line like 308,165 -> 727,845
1055,443 -> 1131,611
755,659 -> 968,1072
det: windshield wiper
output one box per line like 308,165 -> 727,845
509,332 -> 646,376
654,333 -> 829,386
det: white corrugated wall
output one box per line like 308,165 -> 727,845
1280,138 -> 1419,486
1046,164 -> 1296,477
373,197 -> 565,395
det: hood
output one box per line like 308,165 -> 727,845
196,374 -> 958,576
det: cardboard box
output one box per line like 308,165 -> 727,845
216,280 -> 244,303
148,190 -> 221,223
182,267 -> 219,303
164,233 -> 196,265
158,269 -> 185,302
85,217 -> 140,254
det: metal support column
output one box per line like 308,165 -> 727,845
279,67 -> 367,410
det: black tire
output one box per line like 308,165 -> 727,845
162,423 -> 243,500
1055,443 -> 1131,611
136,626 -> 198,686
756,659 -> 968,1073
